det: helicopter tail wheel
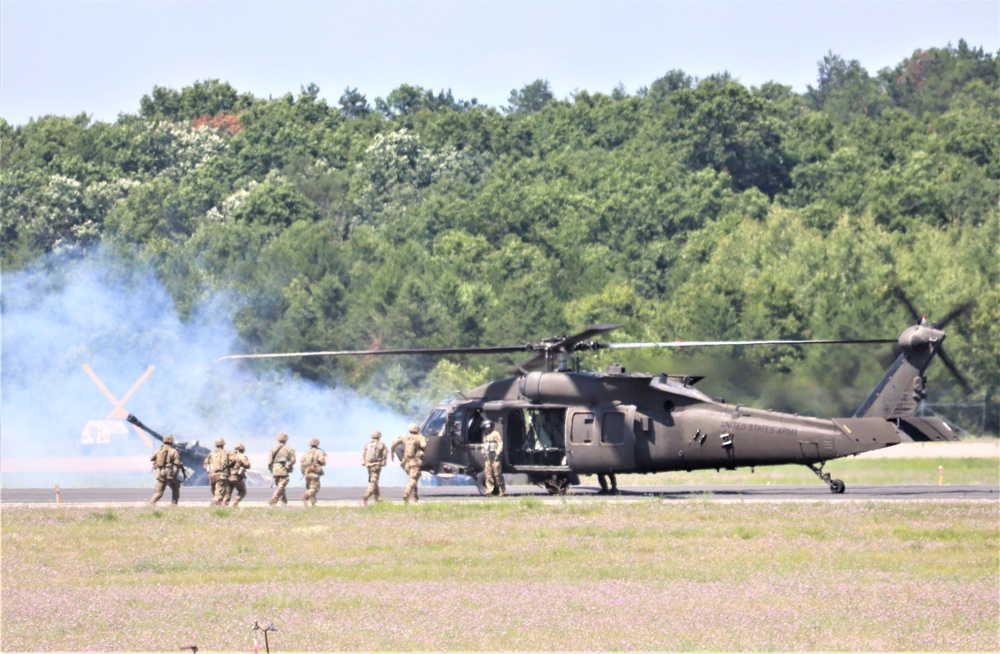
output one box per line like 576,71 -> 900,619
544,475 -> 571,496
807,462 -> 846,494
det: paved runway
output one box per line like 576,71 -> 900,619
2,483 -> 996,505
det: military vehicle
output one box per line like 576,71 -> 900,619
216,307 -> 969,495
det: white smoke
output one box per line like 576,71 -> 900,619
0,248 -> 412,488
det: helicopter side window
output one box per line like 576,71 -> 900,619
601,412 -> 625,444
570,413 -> 594,444
467,411 -> 485,444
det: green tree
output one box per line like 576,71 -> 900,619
339,87 -> 371,118
505,79 -> 554,115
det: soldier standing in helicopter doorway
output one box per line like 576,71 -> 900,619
204,438 -> 232,506
149,434 -> 182,505
268,432 -> 296,506
224,443 -> 251,506
391,423 -> 427,504
300,438 -> 327,506
483,420 -> 505,496
361,430 -> 389,506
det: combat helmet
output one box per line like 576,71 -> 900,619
235,443 -> 245,452
371,430 -> 382,439
408,423 -> 420,434
215,438 -> 225,447
309,437 -> 320,446
277,432 -> 289,442
163,434 -> 175,444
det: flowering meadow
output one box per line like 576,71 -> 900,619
2,499 -> 997,651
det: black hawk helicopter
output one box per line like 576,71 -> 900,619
216,307 -> 969,495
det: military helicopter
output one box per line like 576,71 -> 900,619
216,306 -> 970,495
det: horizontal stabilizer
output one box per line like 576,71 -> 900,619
897,416 -> 960,442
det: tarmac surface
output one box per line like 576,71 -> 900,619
2,483 -> 997,506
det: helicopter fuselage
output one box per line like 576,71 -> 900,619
416,368 -> 907,489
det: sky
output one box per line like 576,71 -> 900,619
1,0 -> 997,126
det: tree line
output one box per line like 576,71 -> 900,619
1,41 -> 997,431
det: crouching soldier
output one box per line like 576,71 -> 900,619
361,430 -> 389,506
149,434 -> 182,505
204,438 -> 231,506
300,438 -> 326,506
224,443 -> 251,506
268,432 -> 296,506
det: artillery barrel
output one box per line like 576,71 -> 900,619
126,414 -> 165,443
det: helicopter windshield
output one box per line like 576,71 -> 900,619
422,409 -> 448,437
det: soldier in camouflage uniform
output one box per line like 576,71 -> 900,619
204,438 -> 231,506
482,420 -> 505,496
300,438 -> 327,506
268,432 -> 296,506
149,434 -> 182,505
391,423 -> 427,504
361,430 -> 389,506
224,443 -> 251,506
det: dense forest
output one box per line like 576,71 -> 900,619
2,41 -> 998,433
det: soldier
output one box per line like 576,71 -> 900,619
361,430 -> 389,506
482,420 -> 505,496
204,438 -> 231,506
224,443 -> 251,506
391,423 -> 427,504
149,434 -> 182,505
598,473 -> 619,495
300,438 -> 327,506
268,432 -> 296,506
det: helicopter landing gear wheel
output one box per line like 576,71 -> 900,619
544,475 -> 571,496
807,462 -> 846,494
475,472 -> 488,496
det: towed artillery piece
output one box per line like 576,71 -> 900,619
127,413 -> 270,488
126,414 -> 209,485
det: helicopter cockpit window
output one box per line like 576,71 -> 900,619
423,409 -> 448,437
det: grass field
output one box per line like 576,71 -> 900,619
614,457 -> 1000,486
2,497 -> 997,652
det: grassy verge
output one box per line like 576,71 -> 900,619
2,500 -> 997,652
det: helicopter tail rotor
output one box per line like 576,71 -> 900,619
890,284 -> 975,395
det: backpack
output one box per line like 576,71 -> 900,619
209,449 -> 229,473
154,446 -> 171,468
364,441 -> 382,464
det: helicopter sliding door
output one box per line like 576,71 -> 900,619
506,407 -> 567,467
566,406 -> 636,473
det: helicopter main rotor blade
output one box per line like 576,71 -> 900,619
213,344 -> 532,363
508,323 -> 622,372
604,337 -> 897,350
557,323 -> 620,350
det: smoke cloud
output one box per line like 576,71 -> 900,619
1,248 -> 412,488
